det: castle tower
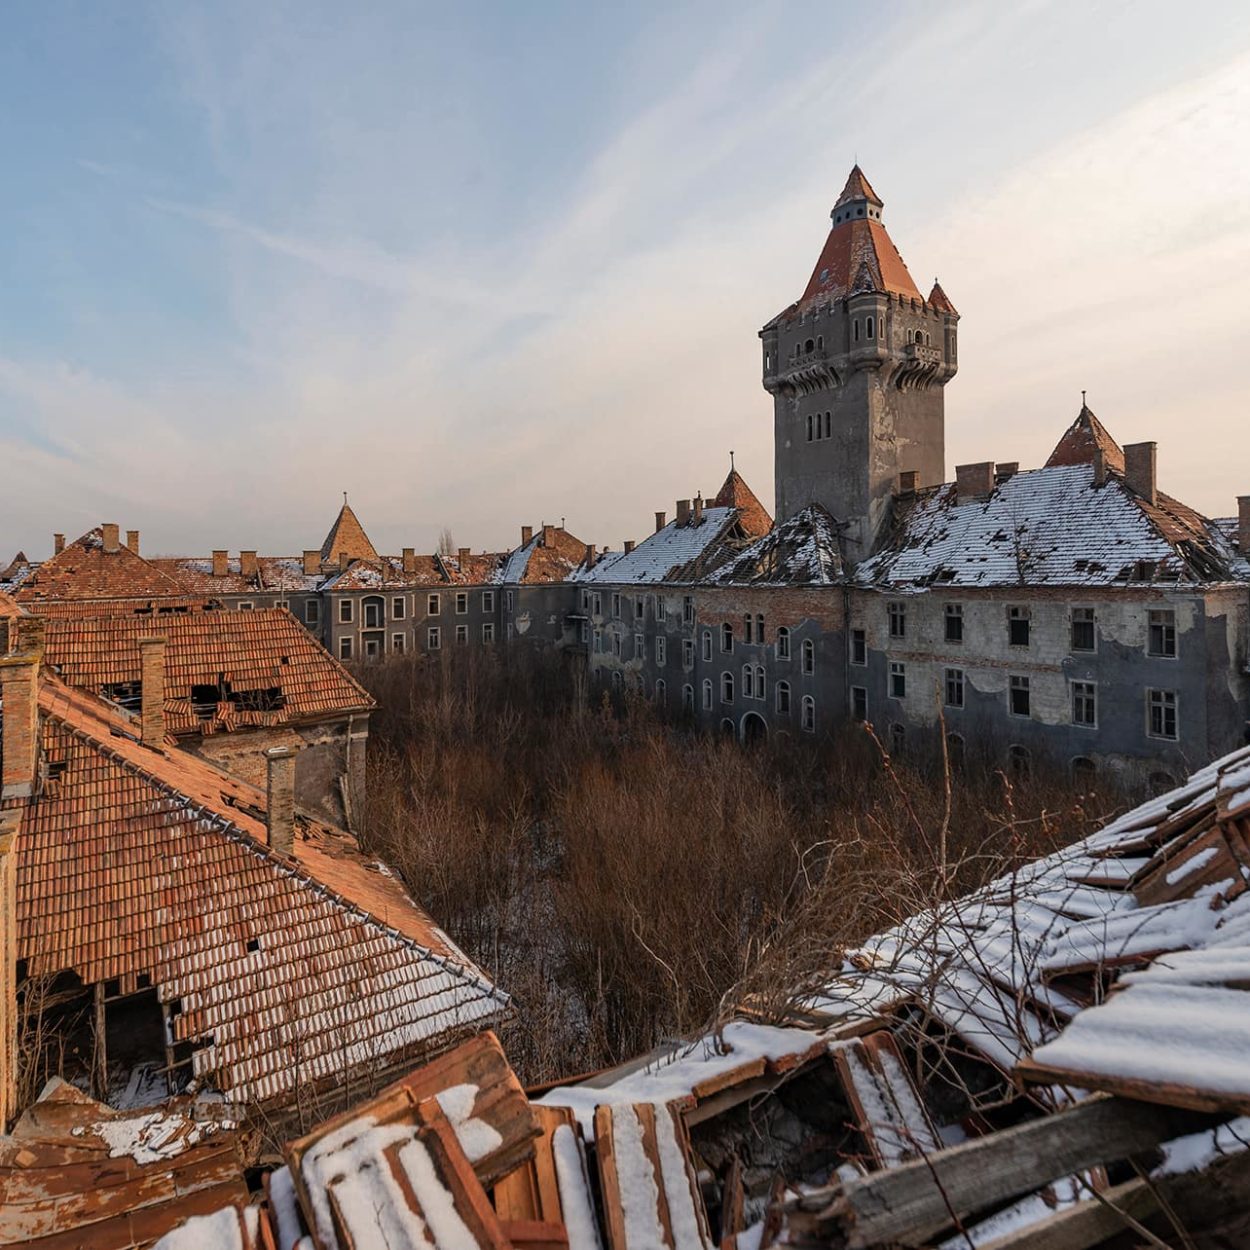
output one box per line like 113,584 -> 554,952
760,166 -> 958,559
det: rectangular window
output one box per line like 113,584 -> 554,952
592,593 -> 602,617
1071,607 -> 1096,653
455,624 -> 468,644
702,632 -> 712,662
305,599 -> 321,625
777,628 -> 791,660
364,600 -> 382,629
427,593 -> 441,616
635,598 -> 644,621
392,633 -> 405,654
1147,688 -> 1178,739
888,661 -> 906,700
482,622 -> 496,643
612,633 -> 622,658
744,614 -> 753,645
944,604 -> 963,643
683,596 -> 694,625
1008,606 -> 1030,647
505,590 -> 514,611
1072,680 -> 1097,727
634,633 -> 644,658
237,601 -> 254,611
656,596 -> 666,622
455,592 -> 468,615
888,602 -> 906,639
683,639 -> 694,669
612,593 -> 621,619
338,636 -> 353,660
427,626 -> 441,650
721,623 -> 733,654
580,621 -> 589,644
851,686 -> 868,722
392,597 -> 406,621
482,591 -> 495,612
1148,609 -> 1177,658
592,628 -> 602,654
851,629 -> 867,666
1009,674 -> 1031,717
944,667 -> 964,708
655,637 -> 666,665
339,599 -> 353,623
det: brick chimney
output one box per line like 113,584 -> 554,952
955,462 -> 995,500
137,637 -> 166,747
458,547 -> 471,566
53,533 -> 65,556
623,540 -> 635,554
521,525 -> 533,546
1124,442 -> 1158,506
1238,496 -> 1250,554
0,619 -> 43,800
239,550 -> 258,579
102,523 -> 120,554
995,462 -> 1019,483
126,529 -> 140,554
303,549 -> 321,576
693,494 -> 704,525
541,525 -> 556,547
402,547 -> 416,575
585,544 -> 596,568
1093,449 -> 1107,487
676,499 -> 691,526
212,550 -> 229,578
0,807 -> 18,1127
654,511 -> 666,532
897,470 -> 919,495
265,746 -> 297,856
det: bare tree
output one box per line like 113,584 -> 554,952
437,527 -> 456,557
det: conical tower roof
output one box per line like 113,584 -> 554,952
713,466 -> 773,538
927,280 -> 957,315
834,164 -> 883,209
320,499 -> 379,565
1045,405 -> 1126,473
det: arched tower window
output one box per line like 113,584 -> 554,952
866,316 -> 875,339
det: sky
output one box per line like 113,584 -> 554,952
2,0 -> 1250,560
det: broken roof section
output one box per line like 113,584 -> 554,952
500,525 -> 591,585
574,506 -> 740,585
859,461 -> 1239,588
709,505 -> 843,586
319,498 -> 379,566
711,468 -> 773,540
13,527 -> 187,604
39,606 -> 373,735
1045,402 -> 1127,473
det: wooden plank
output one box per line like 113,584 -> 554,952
780,1095 -> 1216,1249
594,1105 -> 630,1250
1132,826 -> 1245,908
493,1104 -> 574,1225
1015,1058 -> 1250,1117
718,1157 -> 744,1250
973,1177 -> 1156,1250
500,1217 -> 570,1248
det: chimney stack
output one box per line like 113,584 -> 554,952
897,470 -> 919,495
212,550 -> 229,578
541,525 -> 556,547
53,534 -> 65,556
693,494 -> 704,525
101,523 -> 120,554
402,547 -> 416,575
955,462 -> 995,500
303,549 -> 321,576
623,540 -> 635,554
1124,442 -> 1158,506
994,462 -> 1019,483
1238,496 -> 1250,554
137,636 -> 166,747
654,511 -> 666,533
0,808 -> 19,1127
676,499 -> 691,526
239,550 -> 258,579
458,547 -> 470,566
265,747 -> 298,857
0,618 -> 43,799
585,544 -> 596,568
521,525 -> 533,546
1093,449 -> 1107,487
126,530 -> 140,555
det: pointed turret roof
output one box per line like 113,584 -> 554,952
319,499 -> 378,565
927,280 -> 957,315
835,164 -> 883,209
1045,405 -> 1126,473
792,166 -> 923,311
712,466 -> 773,538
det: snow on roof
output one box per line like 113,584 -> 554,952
500,527 -> 589,585
572,507 -> 739,585
858,462 -> 1238,588
709,505 -> 842,586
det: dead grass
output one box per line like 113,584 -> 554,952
357,648 -> 1124,1085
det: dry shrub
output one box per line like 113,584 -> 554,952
356,648 -> 1123,1085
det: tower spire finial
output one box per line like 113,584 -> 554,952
343,490 -> 348,505
1081,390 -> 1087,410
730,449 -> 735,470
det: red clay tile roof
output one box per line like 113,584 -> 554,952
441,552 -> 508,585
835,164 -> 882,208
798,218 -> 921,308
5,674 -> 506,1107
14,529 -> 187,603
26,596 -> 220,619
320,502 -> 378,566
150,557 -> 259,595
500,528 -> 590,585
712,468 -> 773,539
927,280 -> 957,315
41,607 -> 373,735
0,591 -> 18,618
323,555 -> 447,591
1045,405 -> 1126,473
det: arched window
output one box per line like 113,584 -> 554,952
721,622 -> 733,653
802,639 -> 815,675
721,718 -> 736,736
756,614 -> 765,643
721,671 -> 734,703
807,413 -> 813,442
754,666 -> 766,699
946,732 -> 965,771
655,678 -> 666,705
776,627 -> 791,660
824,412 -> 832,438
682,684 -> 694,712
1071,756 -> 1096,786
776,680 -> 791,714
853,320 -> 860,343
744,613 -> 753,644
1008,744 -> 1030,779
890,723 -> 905,754
801,696 -> 816,733
742,663 -> 753,697
817,335 -> 823,350
804,338 -> 814,353
702,679 -> 713,711
611,671 -> 623,691
866,316 -> 875,339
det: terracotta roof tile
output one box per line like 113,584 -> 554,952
712,468 -> 773,539
797,218 -> 921,309
319,502 -> 378,566
14,528 -> 188,603
500,527 -> 590,585
1045,405 -> 1126,473
834,164 -> 883,208
927,280 -> 957,315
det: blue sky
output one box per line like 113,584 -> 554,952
3,1 -> 1250,558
